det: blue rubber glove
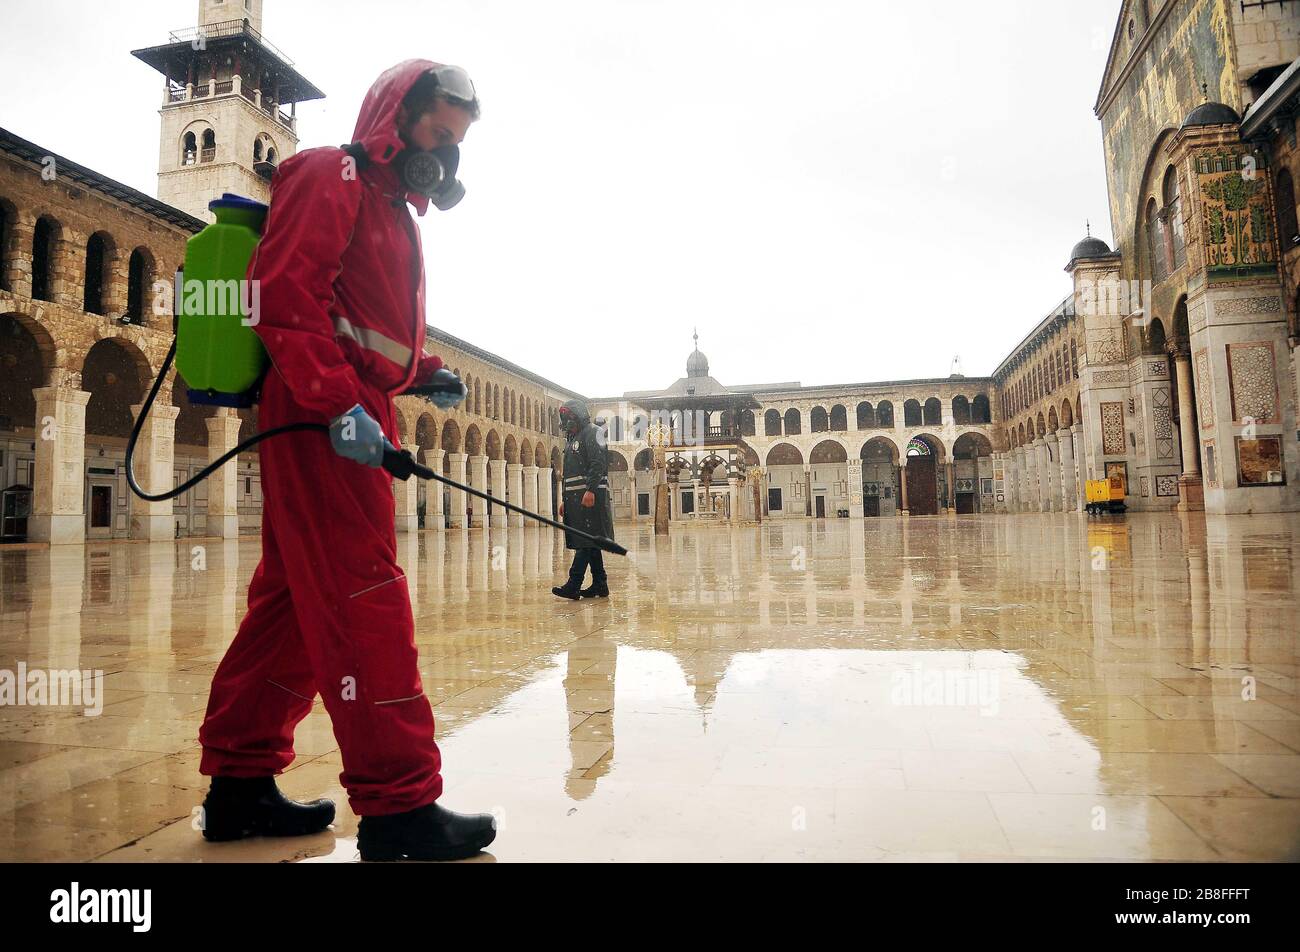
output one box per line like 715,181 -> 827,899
426,368 -> 467,410
329,404 -> 386,467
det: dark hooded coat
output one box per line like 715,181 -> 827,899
560,399 -> 615,550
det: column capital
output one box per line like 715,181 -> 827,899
33,386 -> 91,407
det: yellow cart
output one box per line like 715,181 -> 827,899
1084,475 -> 1127,515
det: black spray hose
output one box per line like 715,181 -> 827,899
125,341 -> 627,556
381,443 -> 627,556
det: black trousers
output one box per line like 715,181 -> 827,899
566,547 -> 606,587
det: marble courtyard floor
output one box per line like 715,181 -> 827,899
0,512 -> 1298,863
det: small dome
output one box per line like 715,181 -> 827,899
1069,235 -> 1111,262
686,330 -> 709,377
1181,101 -> 1240,128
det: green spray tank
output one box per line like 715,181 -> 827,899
126,191 -> 627,554
175,193 -> 270,407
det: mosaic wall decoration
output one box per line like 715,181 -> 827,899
1205,440 -> 1218,487
1227,341 -> 1279,424
1194,348 -> 1214,429
1140,475 -> 1150,497
1088,329 -> 1125,365
1156,474 -> 1179,497
1105,461 -> 1129,494
1101,401 -> 1126,455
1214,296 -> 1282,317
1147,360 -> 1169,378
1199,160 -> 1277,270
1092,369 -> 1129,385
1150,388 -> 1173,459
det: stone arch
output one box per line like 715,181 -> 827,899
856,401 -> 875,429
415,412 -> 439,462
876,400 -> 895,428
534,442 -> 547,467
124,245 -> 155,326
485,428 -> 502,460
0,308 -> 59,387
829,404 -> 847,431
0,196 -> 16,293
903,398 -> 922,427
0,313 -> 56,429
550,446 -> 562,470
971,393 -> 991,424
30,213 -> 63,303
809,439 -> 847,464
608,450 -> 629,472
951,395 -> 971,424
923,396 -> 942,426
634,448 -> 654,471
81,336 -> 152,439
810,405 -> 829,432
765,442 -> 803,466
464,423 -> 483,457
953,431 -> 992,459
906,433 -> 945,459
764,408 -> 781,436
860,435 -> 900,461
504,433 -> 518,464
440,418 -> 462,453
783,407 -> 802,435
1047,406 -> 1059,432
520,438 -> 533,466
1060,399 -> 1074,428
82,230 -> 117,315
1035,412 -> 1046,437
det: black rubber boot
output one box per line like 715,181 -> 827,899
579,581 -> 609,598
201,776 -> 335,842
357,802 -> 497,861
552,582 -> 581,599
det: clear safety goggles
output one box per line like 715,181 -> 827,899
432,65 -> 479,110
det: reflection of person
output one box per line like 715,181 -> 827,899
197,61 -> 496,862
553,399 -> 615,599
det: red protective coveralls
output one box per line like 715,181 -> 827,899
199,60 -> 450,816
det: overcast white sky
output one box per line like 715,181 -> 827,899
0,0 -> 1120,397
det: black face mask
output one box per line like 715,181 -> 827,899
394,145 -> 465,210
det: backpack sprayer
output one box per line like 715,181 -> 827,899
126,192 -> 626,557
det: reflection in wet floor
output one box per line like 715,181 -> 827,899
1,512 -> 1298,861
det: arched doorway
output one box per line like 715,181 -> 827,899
904,435 -> 943,515
952,432 -> 993,514
859,436 -> 900,517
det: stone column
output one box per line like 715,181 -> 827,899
1025,439 -> 1040,511
394,472 -> 418,533
30,385 -> 91,544
446,452 -> 467,528
507,462 -> 524,527
728,477 -> 742,522
1044,431 -> 1060,511
127,400 -> 180,540
468,455 -> 488,527
522,465 -> 539,522
489,459 -> 507,527
1059,427 -> 1077,512
205,408 -> 242,538
1173,351 -> 1204,511
944,460 -> 955,511
538,467 -> 554,518
899,463 -> 909,514
425,448 -> 445,529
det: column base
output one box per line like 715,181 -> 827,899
1178,475 -> 1205,512
207,513 -> 241,539
448,515 -> 466,529
27,513 -> 84,545
130,513 -> 175,541
396,513 -> 417,534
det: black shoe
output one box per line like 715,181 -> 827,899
579,581 -> 609,598
201,776 -> 335,842
552,583 -> 581,600
357,802 -> 497,861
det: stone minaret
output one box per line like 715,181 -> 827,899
131,0 -> 324,221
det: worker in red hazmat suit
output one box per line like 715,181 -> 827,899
198,60 -> 497,862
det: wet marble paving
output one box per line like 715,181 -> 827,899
0,512 -> 1298,862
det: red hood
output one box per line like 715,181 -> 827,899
351,58 -> 443,216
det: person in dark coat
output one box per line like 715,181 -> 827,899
553,398 -> 615,599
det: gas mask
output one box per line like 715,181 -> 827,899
394,145 -> 465,211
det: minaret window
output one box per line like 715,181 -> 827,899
201,129 -> 216,163
253,139 -> 263,161
182,132 -> 198,166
